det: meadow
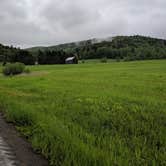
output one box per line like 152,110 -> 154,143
0,60 -> 166,165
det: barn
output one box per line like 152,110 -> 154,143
65,56 -> 78,64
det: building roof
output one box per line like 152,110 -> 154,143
65,57 -> 75,61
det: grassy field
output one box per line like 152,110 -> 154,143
0,60 -> 166,165
79,59 -> 116,64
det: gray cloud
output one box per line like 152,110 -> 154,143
0,0 -> 166,48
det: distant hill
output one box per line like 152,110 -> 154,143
26,37 -> 113,53
1,35 -> 166,63
26,35 -> 166,61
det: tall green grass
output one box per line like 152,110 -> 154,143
0,60 -> 166,165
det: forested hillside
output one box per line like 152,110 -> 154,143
77,35 -> 166,60
27,35 -> 166,61
1,35 -> 166,65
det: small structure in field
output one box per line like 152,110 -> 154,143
65,56 -> 78,64
35,61 -> 38,65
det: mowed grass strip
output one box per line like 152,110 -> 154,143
0,60 -> 166,165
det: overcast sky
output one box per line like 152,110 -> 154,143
0,0 -> 166,48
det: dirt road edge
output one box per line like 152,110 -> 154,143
0,112 -> 49,166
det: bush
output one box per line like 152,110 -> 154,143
100,57 -> 107,63
24,68 -> 30,74
3,63 -> 25,76
81,60 -> 85,63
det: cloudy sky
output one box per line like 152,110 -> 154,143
0,0 -> 166,48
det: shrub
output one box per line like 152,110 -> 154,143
3,62 -> 25,76
81,60 -> 85,63
100,57 -> 107,63
24,68 -> 30,74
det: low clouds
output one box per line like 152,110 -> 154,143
0,0 -> 166,47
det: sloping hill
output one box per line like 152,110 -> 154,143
26,37 -> 113,54
26,35 -> 166,60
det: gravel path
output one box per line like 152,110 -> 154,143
0,112 -> 48,166
0,136 -> 17,166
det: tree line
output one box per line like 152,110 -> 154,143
0,44 -> 75,65
0,46 -> 35,65
1,35 -> 166,65
38,50 -> 74,64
